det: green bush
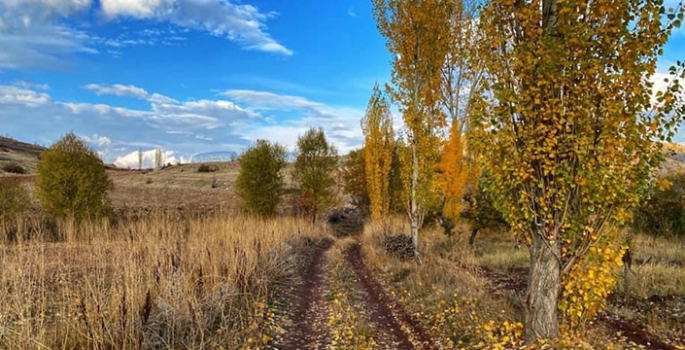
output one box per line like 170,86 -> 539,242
633,173 -> 685,237
235,140 -> 287,216
294,128 -> 339,222
36,133 -> 113,222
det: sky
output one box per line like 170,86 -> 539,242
0,0 -> 683,168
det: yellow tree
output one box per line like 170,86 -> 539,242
438,121 -> 470,228
437,0 -> 482,230
473,0 -> 685,343
373,0 -> 451,255
361,84 -> 395,221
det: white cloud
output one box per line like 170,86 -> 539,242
0,85 -> 51,106
82,133 -> 112,147
347,7 -> 356,17
85,83 -> 150,99
223,89 -> 324,110
99,0 -> 292,55
0,24 -> 98,70
114,148 -> 185,168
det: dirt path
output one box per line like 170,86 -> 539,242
274,239 -> 333,350
345,243 -> 436,350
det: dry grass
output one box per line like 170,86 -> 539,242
0,213 -> 326,349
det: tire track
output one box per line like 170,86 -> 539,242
345,243 -> 436,350
274,239 -> 333,350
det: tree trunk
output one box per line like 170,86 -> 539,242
524,230 -> 560,343
409,141 -> 420,259
468,227 -> 479,246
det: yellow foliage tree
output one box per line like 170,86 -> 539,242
472,0 -> 685,343
438,121 -> 470,226
373,0 -> 451,255
361,84 -> 395,221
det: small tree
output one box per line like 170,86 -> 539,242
235,140 -> 287,217
634,173 -> 685,237
362,84 -> 395,222
294,128 -> 339,223
36,133 -> 113,222
341,148 -> 370,212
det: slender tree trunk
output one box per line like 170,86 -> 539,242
524,229 -> 560,343
410,141 -> 420,258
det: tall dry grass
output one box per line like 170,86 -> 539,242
0,213 -> 326,349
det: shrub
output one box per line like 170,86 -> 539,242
197,164 -> 217,173
327,208 -> 364,237
235,140 -> 287,216
2,162 -> 26,174
294,128 -> 339,222
383,233 -> 416,260
36,133 -> 113,222
633,173 -> 685,237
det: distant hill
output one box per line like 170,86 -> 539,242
191,151 -> 239,163
0,136 -> 45,175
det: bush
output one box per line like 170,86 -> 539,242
36,133 -> 113,222
2,162 -> 26,174
235,140 -> 287,216
633,173 -> 685,237
294,128 -> 339,222
197,164 -> 217,173
327,208 -> 364,237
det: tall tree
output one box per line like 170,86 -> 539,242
473,0 -> 685,342
235,140 -> 287,217
438,121 -> 469,228
361,84 -> 395,221
341,148 -> 371,212
373,0 -> 451,256
294,128 -> 339,223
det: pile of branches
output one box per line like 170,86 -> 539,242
327,208 -> 364,237
383,233 -> 416,260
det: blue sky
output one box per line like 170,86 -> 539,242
0,0 -> 683,167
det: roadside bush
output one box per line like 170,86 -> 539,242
235,140 -> 287,216
327,208 -> 364,237
36,133 -> 113,223
2,162 -> 26,174
633,173 -> 685,237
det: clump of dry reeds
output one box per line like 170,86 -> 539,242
0,213 -> 325,349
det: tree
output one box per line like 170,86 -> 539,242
473,0 -> 685,342
294,128 -> 339,223
235,140 -> 287,216
361,84 -> 395,221
437,121 -> 470,232
633,172 -> 685,237
37,133 -> 113,222
373,0 -> 451,256
138,148 -> 143,170
341,148 -> 370,212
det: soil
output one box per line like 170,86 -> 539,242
274,239 -> 334,350
345,243 -> 436,350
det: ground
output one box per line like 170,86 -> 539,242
0,136 -> 684,349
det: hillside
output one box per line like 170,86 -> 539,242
0,136 -> 45,175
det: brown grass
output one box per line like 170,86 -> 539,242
0,213 -> 326,349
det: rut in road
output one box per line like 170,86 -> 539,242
345,243 -> 436,350
274,239 -> 333,350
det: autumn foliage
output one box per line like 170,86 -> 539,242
472,0 -> 685,342
361,85 -> 394,221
